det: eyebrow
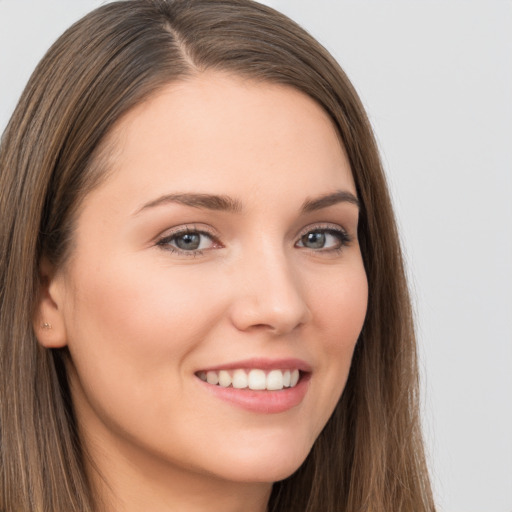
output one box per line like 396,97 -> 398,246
134,189 -> 359,216
300,190 -> 360,212
134,193 -> 243,215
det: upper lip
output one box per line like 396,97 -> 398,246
197,357 -> 312,373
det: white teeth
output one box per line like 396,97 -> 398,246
198,368 -> 302,390
266,369 -> 284,390
248,369 -> 266,390
232,369 -> 248,389
218,370 -> 232,387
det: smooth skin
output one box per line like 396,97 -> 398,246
35,72 -> 368,512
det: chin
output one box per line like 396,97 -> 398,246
203,442 -> 311,484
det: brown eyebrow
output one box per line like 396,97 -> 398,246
135,193 -> 243,215
135,189 -> 359,216
300,190 -> 360,213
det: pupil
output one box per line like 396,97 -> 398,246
176,233 -> 200,250
305,232 -> 325,249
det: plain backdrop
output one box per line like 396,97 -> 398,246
1,1 -> 511,511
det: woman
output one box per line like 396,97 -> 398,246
0,0 -> 436,511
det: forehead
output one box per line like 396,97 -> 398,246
84,72 -> 355,213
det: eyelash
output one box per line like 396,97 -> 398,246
156,224 -> 352,257
156,225 -> 219,257
295,224 -> 352,254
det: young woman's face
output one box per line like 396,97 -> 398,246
49,73 -> 367,487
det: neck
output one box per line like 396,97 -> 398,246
84,430 -> 272,512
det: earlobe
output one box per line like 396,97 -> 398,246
33,259 -> 68,348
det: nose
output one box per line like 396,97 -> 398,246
228,247 -> 312,335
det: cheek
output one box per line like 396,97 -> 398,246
71,255 -> 218,343
63,254 -> 228,401
304,260 -> 367,430
312,262 -> 368,353
61,253 -> 235,454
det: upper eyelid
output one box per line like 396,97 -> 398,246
156,229 -> 220,256
159,223 -> 348,236
295,222 -> 350,238
155,222 -> 352,248
295,225 -> 352,255
154,227 -> 221,256
156,224 -> 220,241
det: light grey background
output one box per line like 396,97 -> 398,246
1,1 -> 511,511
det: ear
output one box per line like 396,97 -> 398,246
33,258 -> 68,348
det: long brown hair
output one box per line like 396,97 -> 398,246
0,1 -> 435,510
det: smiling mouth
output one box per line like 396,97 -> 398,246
196,368 -> 302,391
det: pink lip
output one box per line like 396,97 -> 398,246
197,357 -> 313,373
195,358 -> 312,414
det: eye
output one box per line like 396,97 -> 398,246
156,227 -> 219,255
296,227 -> 351,252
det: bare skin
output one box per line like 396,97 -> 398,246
35,72 -> 368,512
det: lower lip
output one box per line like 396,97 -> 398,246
198,374 -> 311,414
